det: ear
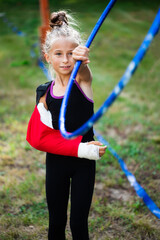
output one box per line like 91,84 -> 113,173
44,53 -> 50,63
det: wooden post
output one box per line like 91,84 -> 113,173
39,0 -> 50,55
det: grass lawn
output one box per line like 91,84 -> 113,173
0,0 -> 160,239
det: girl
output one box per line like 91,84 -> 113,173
37,10 -> 106,240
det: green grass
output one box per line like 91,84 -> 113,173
0,0 -> 160,239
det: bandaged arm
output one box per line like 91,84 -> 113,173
26,103 -> 100,160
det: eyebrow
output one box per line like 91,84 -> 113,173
54,49 -> 74,52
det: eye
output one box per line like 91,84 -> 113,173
68,52 -> 73,56
55,52 -> 61,56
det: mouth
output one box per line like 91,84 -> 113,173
60,65 -> 71,69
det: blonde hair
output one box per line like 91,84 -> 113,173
43,11 -> 83,78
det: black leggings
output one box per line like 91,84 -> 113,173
46,153 -> 96,240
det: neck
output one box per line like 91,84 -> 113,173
55,74 -> 70,87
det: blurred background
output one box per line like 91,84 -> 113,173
0,0 -> 160,239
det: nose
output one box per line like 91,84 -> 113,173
63,54 -> 68,63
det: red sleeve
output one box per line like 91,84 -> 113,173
26,105 -> 82,157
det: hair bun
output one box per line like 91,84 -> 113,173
50,11 -> 68,28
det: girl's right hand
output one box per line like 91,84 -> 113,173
87,141 -> 107,157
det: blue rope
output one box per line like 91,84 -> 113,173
37,57 -> 52,80
30,42 -> 39,58
59,8 -> 160,139
0,14 -> 52,80
94,130 -> 160,219
1,14 -> 26,37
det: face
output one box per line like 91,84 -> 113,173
46,38 -> 78,77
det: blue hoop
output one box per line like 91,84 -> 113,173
59,8 -> 160,139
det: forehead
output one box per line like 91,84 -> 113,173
51,38 -> 78,51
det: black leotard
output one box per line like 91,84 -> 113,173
46,80 -> 94,142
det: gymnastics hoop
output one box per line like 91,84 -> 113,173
59,5 -> 160,139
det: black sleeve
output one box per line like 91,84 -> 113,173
36,81 -> 52,105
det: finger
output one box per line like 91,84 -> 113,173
73,53 -> 89,59
73,56 -> 90,63
99,146 -> 107,149
75,45 -> 90,51
73,48 -> 89,57
77,53 -> 88,58
87,141 -> 103,146
99,147 -> 107,157
74,46 -> 89,52
83,60 -> 90,64
99,149 -> 107,154
99,148 -> 107,154
99,150 -> 107,157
